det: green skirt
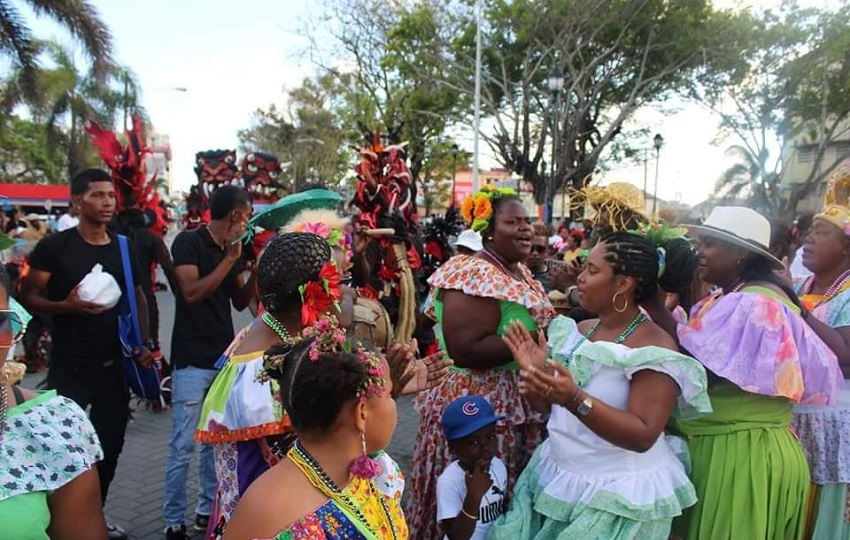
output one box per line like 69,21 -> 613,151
669,384 -> 811,540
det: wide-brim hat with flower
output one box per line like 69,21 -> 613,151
815,159 -> 850,237
685,206 -> 784,270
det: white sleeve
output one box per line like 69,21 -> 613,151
492,458 -> 508,492
436,464 -> 468,522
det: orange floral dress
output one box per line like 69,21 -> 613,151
406,255 -> 555,540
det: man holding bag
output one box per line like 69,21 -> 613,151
21,168 -> 154,540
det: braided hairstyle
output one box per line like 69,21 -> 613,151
257,232 -> 331,313
264,337 -> 372,434
600,232 -> 698,302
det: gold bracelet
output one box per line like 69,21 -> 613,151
461,508 -> 479,520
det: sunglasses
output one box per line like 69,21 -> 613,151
531,245 -> 547,253
0,309 -> 25,347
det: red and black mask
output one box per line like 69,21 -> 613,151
194,149 -> 240,201
241,151 -> 284,204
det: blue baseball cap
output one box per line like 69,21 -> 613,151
441,395 -> 501,441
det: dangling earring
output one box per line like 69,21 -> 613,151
612,292 -> 628,313
349,431 -> 382,479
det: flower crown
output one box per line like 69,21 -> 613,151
260,315 -> 386,403
292,221 -> 354,267
299,261 -> 343,326
460,185 -> 518,233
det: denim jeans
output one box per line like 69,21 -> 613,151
163,365 -> 218,527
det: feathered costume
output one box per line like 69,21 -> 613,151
350,131 -> 422,344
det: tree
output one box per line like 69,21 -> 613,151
710,2 -> 850,218
35,41 -> 130,179
238,73 -> 352,190
424,0 -> 754,208
0,115 -> 63,183
0,0 -> 114,102
306,0 -> 464,184
714,145 -> 782,215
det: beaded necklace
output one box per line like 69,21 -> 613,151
585,311 -> 647,344
0,384 -> 7,444
800,267 -> 850,306
481,248 -> 533,287
288,442 -> 399,540
262,312 -> 293,344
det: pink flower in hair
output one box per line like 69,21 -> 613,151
297,221 -> 331,238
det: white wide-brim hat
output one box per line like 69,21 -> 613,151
452,229 -> 483,252
685,206 -> 784,270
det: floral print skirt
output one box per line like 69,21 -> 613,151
405,368 -> 547,540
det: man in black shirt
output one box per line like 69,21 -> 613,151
22,169 -> 153,540
163,185 -> 255,540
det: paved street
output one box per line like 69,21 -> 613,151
21,276 -> 421,539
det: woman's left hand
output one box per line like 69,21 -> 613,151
399,349 -> 452,395
520,362 -> 578,406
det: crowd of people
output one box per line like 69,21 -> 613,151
1,161 -> 850,540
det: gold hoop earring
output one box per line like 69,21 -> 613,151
612,292 -> 628,313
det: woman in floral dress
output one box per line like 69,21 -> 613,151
791,165 -> 850,540
406,187 -> 555,540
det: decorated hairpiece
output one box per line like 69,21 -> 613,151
460,185 -> 518,232
259,315 -> 386,403
817,159 -> 850,236
628,222 -> 689,279
282,208 -> 353,267
299,262 -> 342,326
574,182 -> 647,231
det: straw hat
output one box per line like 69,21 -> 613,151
574,182 -> 648,231
685,206 -> 783,270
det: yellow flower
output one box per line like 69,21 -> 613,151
481,184 -> 495,192
473,197 -> 493,221
461,197 -> 475,224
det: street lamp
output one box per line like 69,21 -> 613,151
547,66 -> 565,225
652,133 -> 664,215
450,143 -> 459,207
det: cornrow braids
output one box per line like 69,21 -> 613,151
257,232 -> 332,312
601,232 -> 660,302
271,337 -> 372,434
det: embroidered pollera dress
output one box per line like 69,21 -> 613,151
197,325 -> 404,539
486,317 -> 711,540
406,255 -> 555,540
0,391 -> 103,539
670,285 -> 843,540
792,279 -> 850,540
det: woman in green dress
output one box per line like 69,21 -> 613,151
645,206 -> 842,540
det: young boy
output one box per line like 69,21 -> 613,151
437,395 -> 508,540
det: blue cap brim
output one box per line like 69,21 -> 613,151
444,413 -> 502,441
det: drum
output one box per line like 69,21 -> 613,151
350,297 -> 394,350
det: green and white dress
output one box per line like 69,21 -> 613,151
486,317 -> 711,540
0,391 -> 103,539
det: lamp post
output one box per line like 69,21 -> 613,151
450,143 -> 459,207
652,133 -> 664,215
547,66 -> 565,225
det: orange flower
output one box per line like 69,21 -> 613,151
473,197 -> 493,220
461,197 -> 475,223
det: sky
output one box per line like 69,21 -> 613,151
22,0 -> 831,206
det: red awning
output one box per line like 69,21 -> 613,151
0,183 -> 70,207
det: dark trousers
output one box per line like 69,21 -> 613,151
47,361 -> 130,504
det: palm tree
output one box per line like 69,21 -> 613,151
0,0 -> 114,102
714,145 -> 783,216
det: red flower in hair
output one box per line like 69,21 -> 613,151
299,263 -> 343,326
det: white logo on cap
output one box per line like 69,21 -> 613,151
462,401 -> 479,416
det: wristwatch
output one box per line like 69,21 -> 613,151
575,395 -> 594,417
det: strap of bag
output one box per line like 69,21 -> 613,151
117,235 -> 143,347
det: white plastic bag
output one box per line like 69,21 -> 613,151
77,264 -> 122,309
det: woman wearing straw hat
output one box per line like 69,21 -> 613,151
644,206 -> 842,540
791,161 -> 850,540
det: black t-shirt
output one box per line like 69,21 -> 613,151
28,228 -> 142,367
124,229 -> 158,290
171,227 -> 241,370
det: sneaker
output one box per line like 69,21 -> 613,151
105,518 -> 128,540
194,513 -> 210,532
165,524 -> 190,540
